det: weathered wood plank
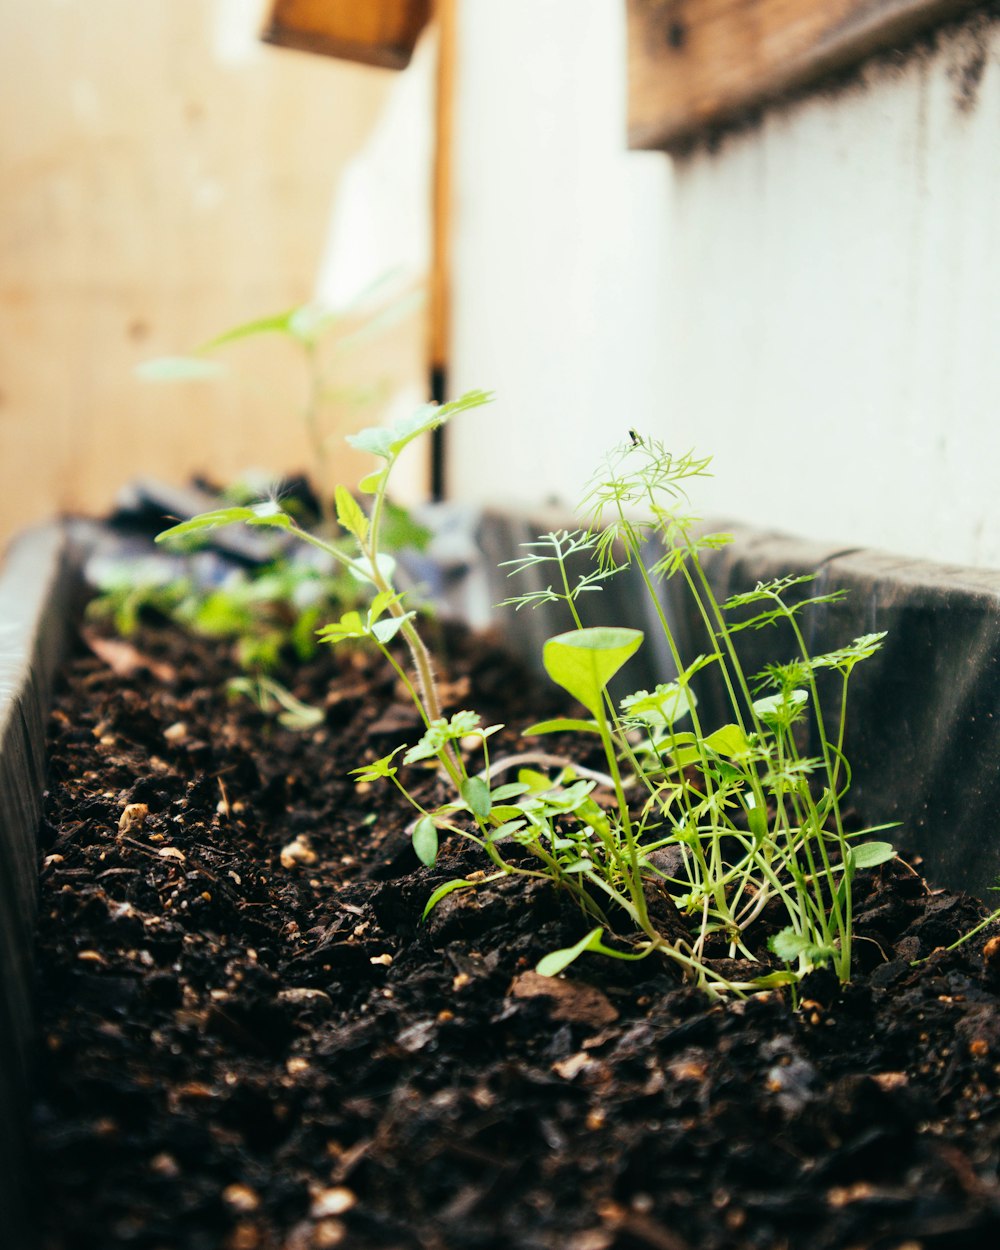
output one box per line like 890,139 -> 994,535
263,0 -> 433,70
627,0 -> 978,150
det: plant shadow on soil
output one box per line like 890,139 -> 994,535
30,618 -> 1000,1250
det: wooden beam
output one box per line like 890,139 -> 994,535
430,0 -> 455,374
627,0 -> 978,151
263,0 -> 433,70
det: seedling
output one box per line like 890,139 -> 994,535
113,289 -> 429,722
159,401 -> 896,1000
138,279 -> 420,530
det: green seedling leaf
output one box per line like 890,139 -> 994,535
769,928 -> 836,965
523,717 -> 602,737
671,744 -> 705,769
350,749 -> 403,783
486,819 -> 526,841
745,792 -> 769,843
317,610 -> 367,645
412,815 -> 439,867
197,307 -> 299,351
335,485 -> 369,543
347,552 -> 396,588
380,499 -> 432,553
536,927 -> 605,977
135,356 -> 226,382
490,782 -> 528,803
156,505 -> 291,544
460,776 -> 492,821
487,806 -> 524,825
847,840 -> 896,870
621,683 -> 697,727
542,627 -> 643,718
752,689 -> 808,726
749,970 -> 800,989
348,390 -> 493,462
703,723 -> 751,757
576,796 -> 611,836
421,878 -> 476,920
404,712 -> 483,765
370,611 -> 416,645
358,469 -> 387,495
518,768 -> 558,794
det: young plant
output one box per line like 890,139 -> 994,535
490,434 -> 896,995
159,403 -> 894,1002
112,288 -> 428,724
138,280 -> 420,530
156,390 -> 492,765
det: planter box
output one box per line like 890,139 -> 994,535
0,524 -> 81,1246
3,510 -> 1000,1244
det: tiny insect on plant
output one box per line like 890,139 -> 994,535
158,396 -> 898,1000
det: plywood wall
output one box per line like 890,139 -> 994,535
0,0 -> 428,548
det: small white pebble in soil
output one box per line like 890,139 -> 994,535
222,1183 -> 261,1213
280,835 -> 318,869
312,1219 -> 347,1248
163,722 -> 188,743
369,953 -> 393,967
310,1188 -> 356,1219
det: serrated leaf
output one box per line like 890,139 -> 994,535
347,390 -> 493,462
316,609 -> 367,645
753,689 -> 809,724
768,927 -> 834,965
412,815 -> 439,867
421,878 -> 475,920
335,485 -> 368,542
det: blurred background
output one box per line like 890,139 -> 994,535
2,0 -> 999,566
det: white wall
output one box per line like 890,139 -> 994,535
448,2 -> 1000,570
448,0 -> 673,509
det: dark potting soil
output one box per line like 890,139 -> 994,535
30,618 -> 1000,1250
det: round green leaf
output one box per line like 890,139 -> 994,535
542,627 -> 643,718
